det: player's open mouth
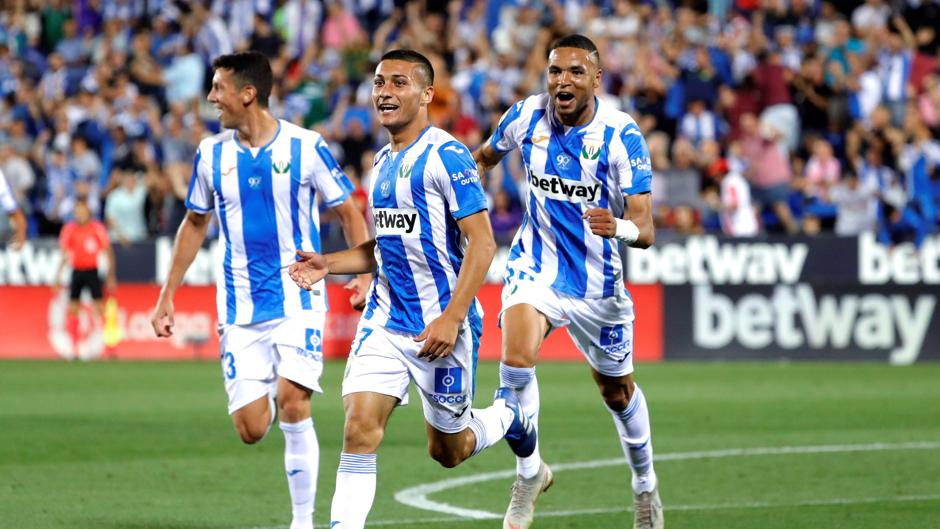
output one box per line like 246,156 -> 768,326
378,104 -> 399,115
555,92 -> 575,108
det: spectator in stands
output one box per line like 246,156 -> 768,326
830,169 -> 879,236
163,40 -> 203,105
0,144 -> 34,214
104,170 -> 149,246
0,0 -> 936,247
739,113 -> 798,234
718,160 -> 759,237
800,137 -> 841,230
677,98 -> 726,149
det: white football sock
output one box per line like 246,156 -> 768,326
280,419 -> 318,529
330,452 -> 377,529
606,384 -> 657,493
500,363 -> 542,479
467,402 -> 514,456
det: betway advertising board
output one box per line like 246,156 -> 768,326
3,234 -> 938,363
624,233 -> 940,364
0,239 -> 662,363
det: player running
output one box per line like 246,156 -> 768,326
150,51 -> 370,529
473,34 -> 664,529
288,49 -> 537,529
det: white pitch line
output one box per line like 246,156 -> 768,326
241,493 -> 940,529
393,441 -> 940,519
240,441 -> 940,529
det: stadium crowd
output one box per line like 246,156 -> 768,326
0,0 -> 939,249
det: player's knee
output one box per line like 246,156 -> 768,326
428,445 -> 462,468
235,419 -> 268,444
278,397 -> 310,423
343,417 -> 384,452
600,386 -> 630,412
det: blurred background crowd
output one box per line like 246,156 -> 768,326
0,0 -> 939,250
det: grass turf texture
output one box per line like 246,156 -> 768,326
1,361 -> 938,529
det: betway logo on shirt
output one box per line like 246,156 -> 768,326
374,208 -> 421,238
529,171 -> 600,202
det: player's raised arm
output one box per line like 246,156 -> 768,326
415,209 -> 496,360
151,210 -> 212,337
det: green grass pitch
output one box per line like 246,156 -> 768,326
1,360 -> 939,529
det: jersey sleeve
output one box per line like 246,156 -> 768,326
185,148 -> 213,213
488,100 -> 526,153
0,171 -> 17,213
437,141 -> 488,220
311,137 -> 354,208
617,124 -> 653,195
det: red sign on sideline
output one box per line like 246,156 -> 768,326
0,284 -> 663,362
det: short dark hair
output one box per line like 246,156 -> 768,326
212,51 -> 274,108
548,34 -> 600,64
379,49 -> 434,86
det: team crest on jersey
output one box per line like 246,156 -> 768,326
273,160 -> 291,174
398,162 -> 413,179
555,154 -> 572,169
581,141 -> 602,161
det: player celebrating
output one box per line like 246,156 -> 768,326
288,49 -> 537,529
0,170 -> 26,249
473,34 -> 664,529
150,51 -> 370,529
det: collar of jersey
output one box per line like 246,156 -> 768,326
549,96 -> 599,137
388,125 -> 432,159
233,119 -> 282,158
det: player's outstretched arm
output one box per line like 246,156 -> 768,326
151,210 -> 211,337
331,196 -> 373,309
289,239 -> 378,291
415,210 -> 496,360
472,143 -> 509,178
583,192 -> 655,249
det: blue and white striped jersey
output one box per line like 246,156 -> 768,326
362,126 -> 487,335
186,119 -> 353,325
489,94 -> 653,299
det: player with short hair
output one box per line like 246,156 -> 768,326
150,51 -> 370,529
0,169 -> 26,249
288,49 -> 537,529
473,34 -> 664,529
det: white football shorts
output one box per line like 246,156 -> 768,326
341,316 -> 482,434
218,312 -> 325,414
500,279 -> 636,376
